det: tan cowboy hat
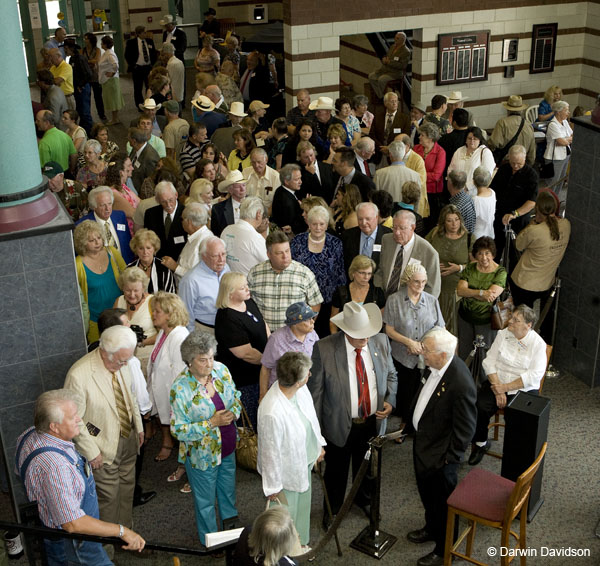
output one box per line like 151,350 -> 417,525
309,96 -> 335,111
160,14 -> 175,26
501,95 -> 529,111
138,98 -> 161,111
228,101 -> 247,117
191,95 -> 215,113
411,100 -> 427,113
218,170 -> 248,193
447,91 -> 469,104
330,301 -> 382,339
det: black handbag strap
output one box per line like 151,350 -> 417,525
505,117 -> 526,153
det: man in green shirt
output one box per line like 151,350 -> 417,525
36,110 -> 77,171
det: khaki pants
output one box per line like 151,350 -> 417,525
194,321 -> 215,335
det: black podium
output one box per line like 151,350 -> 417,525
501,391 -> 550,521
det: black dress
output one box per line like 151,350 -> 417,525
331,282 -> 386,311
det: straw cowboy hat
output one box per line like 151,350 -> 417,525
138,98 -> 161,111
501,95 -> 528,111
191,95 -> 215,113
309,96 -> 335,111
218,170 -> 248,193
228,101 -> 247,117
330,301 -> 382,339
446,91 -> 469,104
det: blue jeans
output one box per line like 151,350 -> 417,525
185,452 -> 237,545
64,538 -> 113,566
74,83 -> 93,135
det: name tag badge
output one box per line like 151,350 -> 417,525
256,138 -> 265,147
134,161 -> 141,169
393,56 -> 400,61
373,244 -> 382,252
174,236 -> 185,244
393,128 -> 401,134
116,223 -> 126,231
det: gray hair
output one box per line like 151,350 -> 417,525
200,235 -> 226,257
34,389 -> 81,433
279,163 -> 301,186
180,330 -> 218,365
422,327 -> 457,359
240,196 -> 264,221
513,304 -> 537,326
88,185 -> 114,209
161,42 -> 175,54
508,144 -> 527,158
155,180 -> 178,198
307,205 -> 330,225
400,262 -> 427,286
448,170 -> 467,191
393,209 -> 417,226
398,133 -> 413,149
551,100 -> 569,113
250,147 -> 268,160
388,140 -> 406,162
356,201 -> 379,216
182,202 -> 208,227
383,91 -> 398,105
418,121 -> 441,142
128,127 -> 149,144
473,166 -> 492,188
248,507 -> 298,566
83,139 -> 102,155
99,325 -> 137,355
355,137 -> 374,152
276,352 -> 312,388
353,94 -> 369,108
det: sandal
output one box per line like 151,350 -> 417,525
154,445 -> 173,462
180,482 -> 192,494
167,466 -> 186,483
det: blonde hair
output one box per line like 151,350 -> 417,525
348,254 -> 376,281
73,220 -> 103,256
119,266 -> 149,292
149,292 -> 189,328
216,272 -> 247,309
186,178 -> 213,205
400,262 -> 427,286
130,228 -> 161,254
543,85 -> 562,104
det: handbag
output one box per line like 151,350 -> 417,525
236,402 -> 258,472
490,295 -> 515,330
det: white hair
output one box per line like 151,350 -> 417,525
161,42 -> 175,54
99,325 -> 137,355
200,235 -> 225,257
388,140 -> 406,162
155,181 -> 178,198
356,201 -> 379,216
240,196 -> 264,221
182,202 -> 208,227
88,186 -> 114,209
394,209 -> 417,226
307,205 -> 330,225
422,327 -> 457,359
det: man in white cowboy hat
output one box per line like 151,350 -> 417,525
309,96 -> 344,143
131,99 -> 166,135
160,14 -> 187,62
442,90 -> 478,129
211,101 -> 247,157
368,31 -> 411,100
192,94 -> 227,137
211,170 -> 248,236
488,95 -> 536,164
309,301 -> 397,530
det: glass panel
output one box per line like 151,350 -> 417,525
46,0 -> 61,30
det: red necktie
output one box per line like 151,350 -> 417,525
355,348 -> 371,418
363,161 -> 371,177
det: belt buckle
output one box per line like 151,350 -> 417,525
352,417 -> 366,424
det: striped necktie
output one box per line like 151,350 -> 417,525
112,372 -> 131,438
104,221 -> 116,248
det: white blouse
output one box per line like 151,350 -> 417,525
448,145 -> 496,197
544,117 -> 573,161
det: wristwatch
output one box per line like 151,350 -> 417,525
479,289 -> 483,297
118,524 -> 124,538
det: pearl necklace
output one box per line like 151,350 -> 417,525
308,234 -> 325,244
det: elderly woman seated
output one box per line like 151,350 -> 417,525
468,304 -> 547,465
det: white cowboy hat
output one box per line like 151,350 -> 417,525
446,91 -> 469,104
218,170 -> 248,193
330,301 -> 382,339
309,96 -> 335,111
138,98 -> 161,111
160,14 -> 175,26
228,101 -> 247,117
411,100 -> 427,113
501,95 -> 529,111
191,95 -> 215,113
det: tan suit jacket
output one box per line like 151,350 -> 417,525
374,163 -> 422,203
404,150 -> 430,217
65,349 -> 142,465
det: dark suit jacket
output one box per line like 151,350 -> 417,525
143,203 -> 187,260
271,187 -> 305,236
210,198 -> 234,237
410,355 -> 476,477
76,210 -> 134,264
211,125 -> 241,159
298,161 -> 336,203
241,64 -> 273,103
371,108 -> 411,156
341,225 -> 392,274
346,169 -> 376,202
124,36 -> 157,72
130,143 -> 160,193
162,27 -> 187,61
196,111 -> 228,138
309,332 -> 397,447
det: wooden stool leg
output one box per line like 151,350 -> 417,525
466,520 -> 476,557
444,508 -> 456,565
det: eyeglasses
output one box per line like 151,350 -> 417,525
194,355 -> 214,364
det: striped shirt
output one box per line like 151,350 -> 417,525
16,427 -> 86,529
247,259 -> 323,330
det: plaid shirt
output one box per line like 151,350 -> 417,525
449,190 -> 476,234
247,260 -> 323,330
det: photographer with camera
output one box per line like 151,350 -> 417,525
112,267 -> 157,374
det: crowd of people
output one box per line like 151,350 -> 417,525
25,23 -> 577,566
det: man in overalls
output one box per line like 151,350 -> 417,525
16,389 -> 145,565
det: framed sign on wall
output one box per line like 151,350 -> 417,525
530,23 -> 558,74
437,30 -> 490,86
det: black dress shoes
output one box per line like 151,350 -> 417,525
407,527 -> 434,544
417,551 -> 444,566
133,490 -> 157,506
468,440 -> 491,465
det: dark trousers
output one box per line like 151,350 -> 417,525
393,359 -> 421,427
473,380 -> 516,443
323,416 -> 376,514
90,81 -> 106,120
74,83 -> 93,135
132,64 -> 152,109
133,440 -> 145,500
510,277 -> 553,342
415,460 -> 459,556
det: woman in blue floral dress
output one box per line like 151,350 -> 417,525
170,331 -> 242,546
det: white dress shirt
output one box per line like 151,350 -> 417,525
412,356 -> 452,431
174,225 -> 213,280
345,336 -> 378,418
242,165 -> 281,209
